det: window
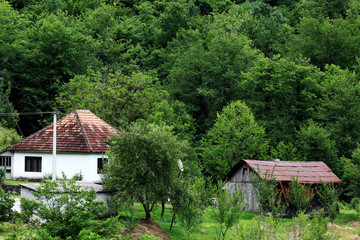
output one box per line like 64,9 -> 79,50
97,158 -> 108,174
25,157 -> 42,172
0,156 -> 11,167
0,156 -> 11,173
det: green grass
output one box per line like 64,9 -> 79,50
2,179 -> 38,185
118,203 -> 262,239
1,200 -> 359,239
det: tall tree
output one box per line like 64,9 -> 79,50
103,122 -> 188,220
57,69 -> 168,129
239,56 -> 323,144
296,120 -> 338,173
167,22 -> 258,134
202,100 -> 269,181
317,65 -> 360,158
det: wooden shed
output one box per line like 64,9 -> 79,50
224,159 -> 342,212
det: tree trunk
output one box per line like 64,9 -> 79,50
170,212 -> 176,230
161,201 -> 165,220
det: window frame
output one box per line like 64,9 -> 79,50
24,156 -> 42,172
97,157 -> 108,174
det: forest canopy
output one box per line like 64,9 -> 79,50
1,0 -> 360,199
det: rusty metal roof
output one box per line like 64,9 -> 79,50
6,110 -> 121,153
228,159 -> 341,184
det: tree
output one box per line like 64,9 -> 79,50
10,12 -> 100,135
317,65 -> 360,158
57,69 -> 168,129
166,20 -> 259,134
288,16 -> 360,70
296,120 -> 339,173
0,125 -> 22,150
202,100 -> 269,182
239,56 -> 323,144
103,122 -> 188,220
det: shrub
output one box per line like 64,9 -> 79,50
0,187 -> 14,222
211,184 -> 244,240
250,167 -> 286,217
286,175 -> 313,216
0,168 -> 5,184
351,198 -> 360,220
20,174 -> 119,239
316,182 -> 340,223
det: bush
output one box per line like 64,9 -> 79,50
0,168 -> 5,184
0,187 -> 14,222
250,167 -> 286,217
286,175 -> 313,216
351,198 -> 360,220
316,182 -> 340,223
20,174 -> 119,239
211,184 -> 244,240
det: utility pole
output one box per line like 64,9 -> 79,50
52,112 -> 57,180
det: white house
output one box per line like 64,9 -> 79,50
0,110 -> 121,183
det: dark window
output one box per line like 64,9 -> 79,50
97,158 -> 108,174
25,157 -> 42,172
0,156 -> 11,167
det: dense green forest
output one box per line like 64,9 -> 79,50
1,0 -> 360,199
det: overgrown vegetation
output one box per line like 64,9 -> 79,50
18,174 -> 120,239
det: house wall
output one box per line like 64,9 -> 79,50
9,152 -> 105,182
0,151 -> 14,179
225,167 -> 260,212
21,187 -> 112,203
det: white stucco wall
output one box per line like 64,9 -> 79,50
0,151 -> 14,179
4,151 -> 106,182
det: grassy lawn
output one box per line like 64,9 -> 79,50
122,203 -> 360,240
1,179 -> 38,185
1,200 -> 359,239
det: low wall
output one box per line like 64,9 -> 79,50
0,184 -> 21,194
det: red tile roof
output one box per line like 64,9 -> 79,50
227,159 -> 342,184
6,110 -> 121,153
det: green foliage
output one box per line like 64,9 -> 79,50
170,175 -> 211,239
290,210 -> 336,240
289,16 -> 360,70
270,141 -> 300,161
138,235 -> 161,240
0,125 -> 22,151
286,175 -> 312,216
316,182 -> 340,223
342,156 -> 360,199
57,69 -> 168,129
0,187 -> 15,222
250,167 -> 286,217
350,198 -> 360,221
239,56 -> 323,144
103,122 -> 188,220
202,100 -> 269,181
211,184 -> 245,240
296,120 -> 338,173
166,19 -> 259,133
19,197 -> 40,224
20,174 -> 113,239
0,169 -> 5,184
317,65 -> 360,158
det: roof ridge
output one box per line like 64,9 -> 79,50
74,111 -> 93,152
